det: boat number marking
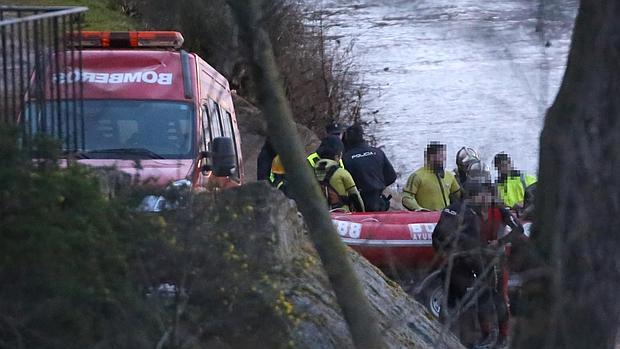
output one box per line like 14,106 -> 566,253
333,220 -> 362,239
408,223 -> 436,241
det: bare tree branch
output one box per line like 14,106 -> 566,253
228,1 -> 387,348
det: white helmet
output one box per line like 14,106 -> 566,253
467,160 -> 491,181
456,147 -> 480,170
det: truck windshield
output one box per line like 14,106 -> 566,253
25,100 -> 195,159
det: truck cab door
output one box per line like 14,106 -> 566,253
197,101 -> 240,190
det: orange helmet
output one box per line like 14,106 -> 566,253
271,155 -> 285,175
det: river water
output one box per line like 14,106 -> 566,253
307,0 -> 578,186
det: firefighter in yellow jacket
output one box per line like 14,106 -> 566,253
307,122 -> 346,168
313,136 -> 364,212
402,142 -> 461,211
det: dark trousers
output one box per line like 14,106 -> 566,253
446,256 -> 510,342
446,257 -> 502,337
361,190 -> 389,212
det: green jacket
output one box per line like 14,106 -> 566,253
402,166 -> 460,211
314,159 -> 364,212
497,172 -> 537,207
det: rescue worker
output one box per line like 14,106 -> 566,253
342,125 -> 397,211
313,136 -> 364,212
269,155 -> 287,195
307,122 -> 346,168
455,146 -> 481,187
402,142 -> 460,211
493,153 -> 537,213
433,170 -> 525,349
257,138 -> 276,181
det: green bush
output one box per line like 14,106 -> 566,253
0,127 -> 160,348
0,127 -> 299,348
155,199 -> 297,348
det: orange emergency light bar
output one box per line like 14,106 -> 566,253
73,31 -> 184,49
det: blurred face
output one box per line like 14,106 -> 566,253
495,159 -> 511,176
428,149 -> 446,169
471,187 -> 494,207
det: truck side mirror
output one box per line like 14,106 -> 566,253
211,137 -> 236,177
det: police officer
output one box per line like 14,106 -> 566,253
342,125 -> 396,211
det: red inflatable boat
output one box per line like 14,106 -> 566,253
331,211 -> 441,270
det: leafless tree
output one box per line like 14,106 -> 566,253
118,0 -> 363,135
227,1 -> 386,348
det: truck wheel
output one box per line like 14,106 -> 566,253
423,281 -> 444,318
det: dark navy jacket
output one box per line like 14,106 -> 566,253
343,143 -> 396,194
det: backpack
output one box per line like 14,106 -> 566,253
318,165 -> 344,208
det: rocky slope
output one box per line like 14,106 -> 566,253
176,182 -> 464,348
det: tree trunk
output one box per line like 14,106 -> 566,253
513,1 -> 620,348
228,1 -> 387,348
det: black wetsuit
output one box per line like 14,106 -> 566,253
433,201 -> 523,342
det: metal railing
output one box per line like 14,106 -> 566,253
0,5 -> 87,151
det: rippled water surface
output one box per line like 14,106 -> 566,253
307,0 -> 577,185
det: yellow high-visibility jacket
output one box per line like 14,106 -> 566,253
497,173 -> 537,207
307,152 -> 344,168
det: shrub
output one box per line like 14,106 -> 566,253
0,127 -> 160,348
0,126 -> 299,347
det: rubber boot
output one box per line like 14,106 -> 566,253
494,336 -> 508,349
472,321 -> 498,349
494,301 -> 510,348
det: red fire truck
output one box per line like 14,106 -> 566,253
28,31 -> 242,190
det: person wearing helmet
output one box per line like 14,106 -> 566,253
467,160 -> 492,183
493,153 -> 537,213
433,171 -> 525,349
453,159 -> 492,204
313,136 -> 364,212
455,146 -> 481,186
269,155 -> 288,195
342,125 -> 396,211
307,122 -> 346,168
402,142 -> 461,211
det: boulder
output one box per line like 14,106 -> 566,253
173,182 -> 464,348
